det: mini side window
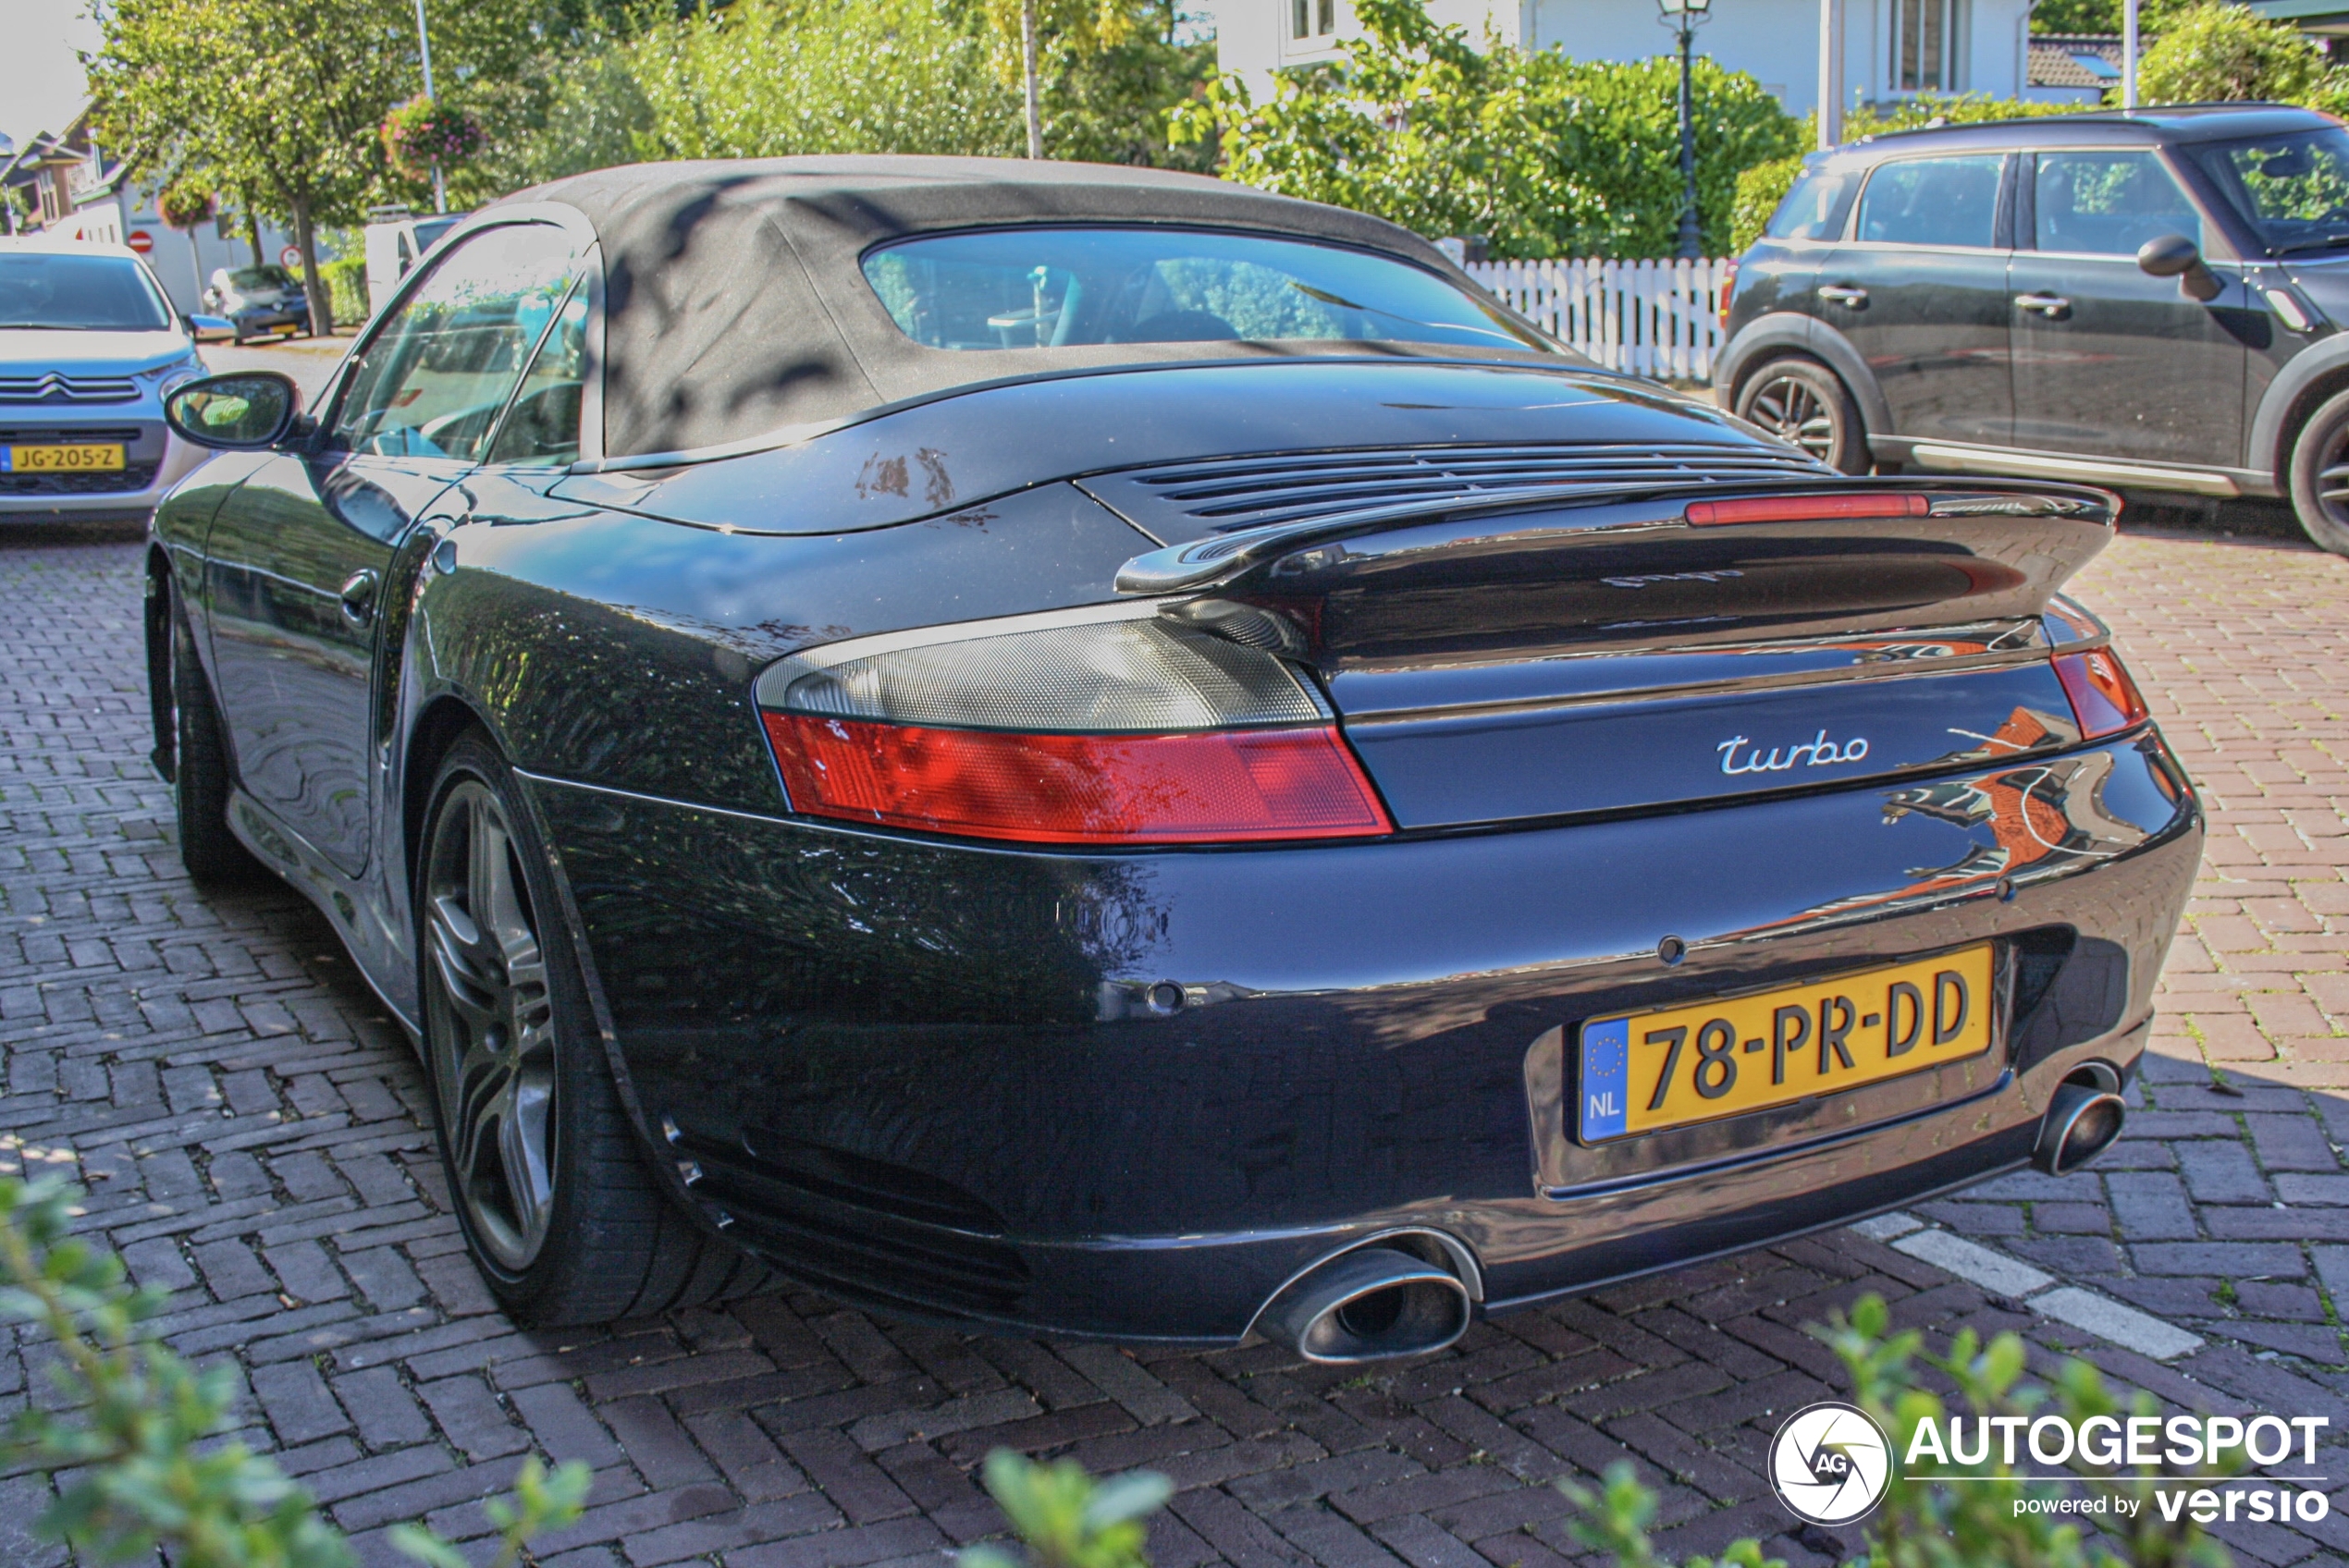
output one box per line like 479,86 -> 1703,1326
1854,155 -> 2005,249
2034,151 -> 2204,256
1765,169 -> 1859,242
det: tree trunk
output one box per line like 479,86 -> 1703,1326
242,198 -> 264,269
289,199 -> 334,338
1022,0 -> 1042,160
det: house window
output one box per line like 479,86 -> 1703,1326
1890,0 -> 1965,92
1290,0 -> 1334,43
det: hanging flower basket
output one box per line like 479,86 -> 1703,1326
381,94 -> 484,183
157,181 -> 216,232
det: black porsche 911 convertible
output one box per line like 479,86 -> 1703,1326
150,157 -> 2200,1362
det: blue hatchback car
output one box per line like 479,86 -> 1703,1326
0,237 -> 220,524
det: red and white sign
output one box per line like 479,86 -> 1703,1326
126,230 -> 154,254
279,245 -> 302,270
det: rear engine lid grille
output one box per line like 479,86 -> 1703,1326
1078,443 -> 1835,544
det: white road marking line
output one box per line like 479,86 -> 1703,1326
1859,1212 -> 2206,1361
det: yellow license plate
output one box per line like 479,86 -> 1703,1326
4,443 -> 126,473
1578,944 -> 1998,1142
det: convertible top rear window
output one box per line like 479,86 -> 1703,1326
861,227 -> 1553,354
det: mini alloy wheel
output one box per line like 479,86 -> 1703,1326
2286,386 -> 2349,557
1735,358 -> 1869,474
423,778 -> 560,1271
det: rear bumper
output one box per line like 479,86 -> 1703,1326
528,728 -> 2200,1343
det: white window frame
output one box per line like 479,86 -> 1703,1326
1887,0 -> 1968,95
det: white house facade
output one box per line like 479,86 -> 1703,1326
1213,0 -> 2084,120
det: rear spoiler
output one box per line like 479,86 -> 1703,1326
1113,477 -> 2116,595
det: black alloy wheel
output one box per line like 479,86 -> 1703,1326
1734,357 -> 1869,474
2286,386 -> 2349,557
417,731 -> 767,1323
163,596 -> 264,887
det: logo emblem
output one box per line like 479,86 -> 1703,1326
1768,1401 -> 1890,1525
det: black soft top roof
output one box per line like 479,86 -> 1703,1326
502,155 -> 1563,461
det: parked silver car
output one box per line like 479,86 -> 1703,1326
0,237 -> 224,524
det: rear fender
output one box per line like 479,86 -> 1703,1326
1717,313 -> 1894,441
2246,328 -> 2349,482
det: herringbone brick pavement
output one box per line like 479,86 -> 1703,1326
3,512 -> 2346,1567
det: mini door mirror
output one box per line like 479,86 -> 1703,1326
165,372 -> 301,450
185,312 -> 238,343
2137,233 -> 2223,302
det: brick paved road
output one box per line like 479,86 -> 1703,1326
3,511 -> 2347,1568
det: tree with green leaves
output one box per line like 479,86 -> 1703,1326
977,0 -> 1159,157
87,0 -> 564,334
484,0 -> 1212,187
2137,1 -> 2330,104
88,0 -> 406,333
1172,0 -> 1801,258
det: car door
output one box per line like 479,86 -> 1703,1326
203,221 -> 586,876
2008,147 -> 2247,467
1814,152 -> 2013,446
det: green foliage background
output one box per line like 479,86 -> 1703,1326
1172,0 -> 1802,258
483,0 -> 1212,189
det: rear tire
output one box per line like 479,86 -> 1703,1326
164,604 -> 264,887
2285,386 -> 2349,557
1734,357 -> 1871,474
417,730 -> 766,1325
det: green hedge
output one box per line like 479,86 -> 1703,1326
1174,0 -> 1802,259
322,253 -> 369,328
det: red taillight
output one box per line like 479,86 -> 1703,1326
2053,648 -> 2149,739
1717,257 -> 1739,331
763,714 -> 1392,844
1684,494 -> 1930,526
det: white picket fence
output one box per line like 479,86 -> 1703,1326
1461,257 -> 1732,382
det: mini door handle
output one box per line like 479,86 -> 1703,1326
2015,292 -> 2072,318
1816,284 -> 1869,306
338,569 -> 379,626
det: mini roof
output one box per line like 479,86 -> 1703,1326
1843,102 -> 2334,153
501,156 -> 1557,460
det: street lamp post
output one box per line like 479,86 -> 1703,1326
412,0 -> 447,214
1658,0 -> 1713,261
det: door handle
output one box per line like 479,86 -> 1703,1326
1816,284 -> 1869,307
2015,292 -> 2072,319
338,569 -> 379,627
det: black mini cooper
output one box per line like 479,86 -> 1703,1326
1720,103 -> 2349,556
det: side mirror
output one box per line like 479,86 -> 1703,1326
2137,233 -> 2223,303
186,312 -> 237,343
165,372 -> 302,450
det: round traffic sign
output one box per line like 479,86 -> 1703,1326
126,230 -> 153,254
279,245 -> 302,270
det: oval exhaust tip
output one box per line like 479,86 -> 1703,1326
2035,1081 -> 2126,1177
1257,1246 -> 1472,1365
